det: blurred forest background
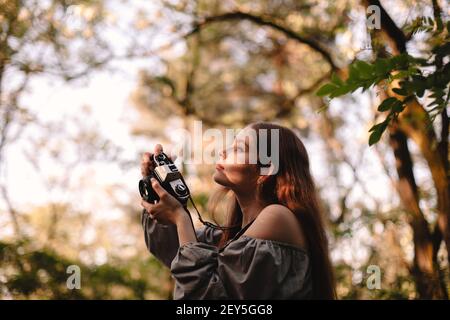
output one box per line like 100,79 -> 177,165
0,0 -> 449,299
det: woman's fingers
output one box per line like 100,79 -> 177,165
141,152 -> 153,177
142,152 -> 152,163
154,144 -> 163,155
151,178 -> 168,199
155,144 -> 178,162
141,144 -> 178,177
141,145 -> 162,177
141,200 -> 156,218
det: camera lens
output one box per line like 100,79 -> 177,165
139,177 -> 159,203
142,186 -> 149,197
139,180 -> 151,200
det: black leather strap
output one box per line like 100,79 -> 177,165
219,218 -> 257,252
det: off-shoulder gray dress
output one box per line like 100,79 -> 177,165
141,210 -> 313,300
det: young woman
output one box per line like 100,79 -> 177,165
140,122 -> 336,299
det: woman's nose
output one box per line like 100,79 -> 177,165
219,148 -> 226,160
219,145 -> 235,160
219,146 -> 233,159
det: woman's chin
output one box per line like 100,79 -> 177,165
213,171 -> 227,186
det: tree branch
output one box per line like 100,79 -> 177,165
431,0 -> 443,27
439,107 -> 449,181
365,0 -> 407,53
187,11 -> 338,71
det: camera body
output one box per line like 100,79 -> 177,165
139,152 -> 190,206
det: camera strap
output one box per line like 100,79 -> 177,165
218,218 -> 257,252
188,197 -> 241,231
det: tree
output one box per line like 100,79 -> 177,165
318,0 -> 449,298
0,0 -> 113,237
131,0 -> 449,298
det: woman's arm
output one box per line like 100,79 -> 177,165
141,209 -> 223,268
175,209 -> 198,246
140,146 -> 182,267
140,145 -> 222,266
141,180 -> 197,245
141,210 -> 180,268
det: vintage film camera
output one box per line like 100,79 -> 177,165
139,152 -> 190,206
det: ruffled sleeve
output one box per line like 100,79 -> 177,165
170,235 -> 312,300
141,210 -> 223,268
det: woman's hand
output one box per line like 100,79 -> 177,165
140,144 -> 184,225
141,144 -> 161,178
140,144 -> 197,244
140,178 -> 186,225
140,144 -> 177,177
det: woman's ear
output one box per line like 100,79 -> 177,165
257,175 -> 269,186
257,164 -> 276,185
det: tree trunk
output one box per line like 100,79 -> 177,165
363,0 -> 450,265
388,128 -> 447,299
397,98 -> 450,263
363,0 -> 448,299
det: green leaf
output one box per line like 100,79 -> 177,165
436,16 -> 443,32
369,122 -> 382,132
330,84 -> 352,97
377,97 -> 398,112
316,83 -> 337,97
369,121 -> 388,146
391,100 -> 405,113
391,53 -> 409,69
411,75 -> 427,97
374,58 -> 392,75
361,80 -> 374,91
349,63 -> 359,80
354,60 -> 373,79
331,73 -> 344,86
392,87 -> 408,96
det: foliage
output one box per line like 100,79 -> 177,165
0,239 -> 171,299
1,0 -> 449,300
317,18 -> 450,145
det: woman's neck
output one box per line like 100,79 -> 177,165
234,191 -> 266,227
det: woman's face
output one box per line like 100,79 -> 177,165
213,126 -> 260,193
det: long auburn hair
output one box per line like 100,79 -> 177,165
210,122 -> 336,299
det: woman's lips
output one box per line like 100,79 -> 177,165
215,164 -> 224,171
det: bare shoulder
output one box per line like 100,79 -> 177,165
243,204 -> 307,250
